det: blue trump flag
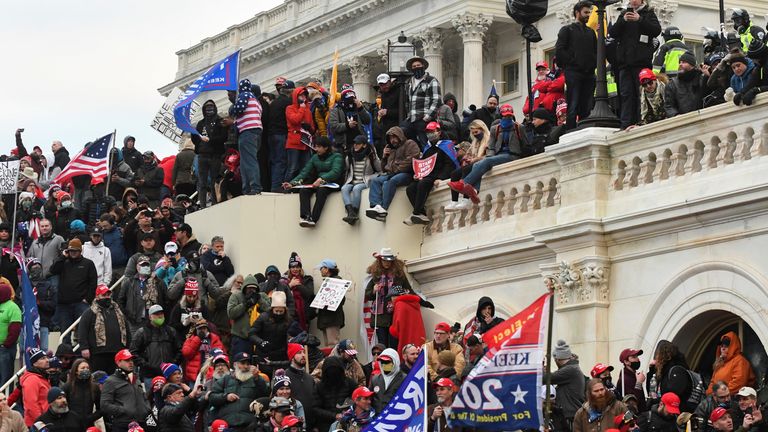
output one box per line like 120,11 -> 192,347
19,259 -> 40,368
363,351 -> 427,432
174,50 -> 240,135
449,294 -> 551,431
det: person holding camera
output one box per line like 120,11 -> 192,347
732,387 -> 767,432
169,279 -> 210,345
227,274 -> 268,357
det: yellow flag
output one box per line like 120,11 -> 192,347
587,5 -> 608,36
329,49 -> 339,109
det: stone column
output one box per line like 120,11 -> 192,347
417,28 -> 444,83
452,13 -> 492,108
347,56 -> 375,102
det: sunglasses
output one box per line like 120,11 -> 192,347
721,337 -> 731,347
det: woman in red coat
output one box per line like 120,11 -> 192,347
389,294 -> 426,357
181,320 -> 225,383
284,87 -> 315,182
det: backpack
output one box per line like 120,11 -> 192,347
686,369 -> 706,407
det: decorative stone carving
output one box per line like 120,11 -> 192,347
483,32 -> 497,62
376,43 -> 389,65
451,12 -> 492,42
556,3 -> 574,25
417,28 -> 444,54
345,56 -> 374,83
543,259 -> 611,308
654,0 -> 679,26
318,68 -> 330,87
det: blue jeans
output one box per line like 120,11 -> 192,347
239,128 -> 263,195
285,149 -> 310,183
0,346 -> 16,387
463,153 -> 517,190
269,134 -> 287,191
54,302 -> 90,345
341,183 -> 367,209
368,173 -> 413,209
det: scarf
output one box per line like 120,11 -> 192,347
352,146 -> 370,162
141,277 -> 161,310
500,118 -> 514,147
91,301 -> 127,347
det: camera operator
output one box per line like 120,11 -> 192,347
732,387 -> 767,432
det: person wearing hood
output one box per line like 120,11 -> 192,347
707,332 -> 755,395
192,99 -> 228,207
268,79 -> 295,191
122,136 -> 143,172
436,93 -> 461,141
573,378 -> 628,432
730,55 -> 757,104
365,126 -> 420,222
315,356 -> 358,432
171,139 -> 196,198
341,135 -> 381,225
329,87 -> 371,152
285,86 -> 316,183
0,283 -> 20,387
167,251 -> 220,308
51,191 -> 82,240
545,339 -> 586,424
82,226 -> 112,286
232,78 -> 264,195
664,52 -> 706,117
228,274 -> 268,357
118,255 -> 167,336
105,147 -> 135,201
21,348 -> 52,427
473,296 -> 504,335
371,348 -> 406,412
527,107 -> 565,153
132,151 -> 165,208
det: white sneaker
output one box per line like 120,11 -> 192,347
444,201 -> 459,212
455,198 -> 472,211
403,216 -> 415,226
373,204 -> 388,215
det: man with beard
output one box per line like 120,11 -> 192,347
428,378 -> 456,432
468,95 -> 501,130
210,352 -> 270,429
228,274 -> 266,356
192,100 -> 228,208
424,323 -> 465,382
285,343 -> 319,429
401,344 -> 420,374
665,53 -> 706,118
101,349 -> 151,432
574,379 -> 628,432
34,387 -> 85,432
546,339 -> 586,428
372,348 -> 406,412
616,348 -> 647,412
638,392 -> 680,432
158,382 -> 203,431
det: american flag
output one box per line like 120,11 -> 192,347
54,132 -> 113,185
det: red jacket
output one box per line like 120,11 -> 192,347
20,370 -> 50,426
389,294 -> 426,356
285,87 -> 315,151
181,333 -> 225,382
522,79 -> 550,115
159,155 -> 176,191
539,72 -> 565,112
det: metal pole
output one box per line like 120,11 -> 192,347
9,189 -> 18,251
544,283 -> 556,430
579,0 -> 621,129
718,0 -> 725,30
105,130 -> 116,198
526,39 -> 534,118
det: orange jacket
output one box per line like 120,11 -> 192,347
707,331 -> 755,395
20,370 -> 50,426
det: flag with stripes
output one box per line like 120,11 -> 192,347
54,132 -> 113,185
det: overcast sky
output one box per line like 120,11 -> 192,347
0,0 -> 283,158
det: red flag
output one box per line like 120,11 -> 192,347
482,293 -> 550,351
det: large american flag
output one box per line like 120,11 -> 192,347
54,132 -> 113,185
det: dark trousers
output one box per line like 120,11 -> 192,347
299,187 -> 338,222
231,336 -> 252,358
401,119 -> 427,148
376,328 -> 398,350
564,69 -> 596,130
90,352 -> 117,375
406,176 -> 437,215
55,302 -> 89,345
618,67 -> 643,128
450,165 -> 473,201
197,153 -> 222,208
175,183 -> 196,197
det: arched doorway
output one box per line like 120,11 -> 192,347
671,310 -> 768,388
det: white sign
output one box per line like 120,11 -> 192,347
150,87 -> 201,145
0,161 -> 20,194
311,278 -> 352,312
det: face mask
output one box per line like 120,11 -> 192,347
96,298 -> 111,308
298,96 -> 306,104
29,267 -> 43,279
152,317 -> 165,326
197,330 -> 208,339
475,133 -> 484,141
78,370 -> 92,380
138,266 -> 151,276
630,361 -> 641,371
60,201 -> 72,209
187,262 -> 199,273
427,132 -> 440,143
21,201 -> 32,209
412,67 -> 426,79
380,362 -> 394,373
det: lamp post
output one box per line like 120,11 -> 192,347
578,0 -> 621,129
387,31 -> 416,124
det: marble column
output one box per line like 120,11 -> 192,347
452,13 -> 492,108
347,56 -> 375,102
417,28 -> 444,83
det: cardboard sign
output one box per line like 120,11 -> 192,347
0,161 -> 20,194
151,87 -> 201,145
311,278 -> 352,312
412,154 -> 437,179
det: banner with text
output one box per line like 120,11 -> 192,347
362,351 -> 426,432
449,294 -> 551,431
173,50 -> 240,135
152,87 -> 200,145
310,278 -> 352,312
412,154 -> 437,180
0,161 -> 20,194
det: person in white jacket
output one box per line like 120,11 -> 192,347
82,226 -> 112,286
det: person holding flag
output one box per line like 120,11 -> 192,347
53,132 -> 112,201
0,281 -> 21,387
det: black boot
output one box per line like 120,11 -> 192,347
342,204 -> 356,225
350,207 -> 359,223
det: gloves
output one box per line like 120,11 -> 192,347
742,88 -> 760,106
260,340 -> 270,349
250,400 -> 263,415
733,92 -> 743,106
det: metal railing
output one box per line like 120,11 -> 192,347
0,275 -> 125,396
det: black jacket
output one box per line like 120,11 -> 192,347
133,163 -> 165,201
556,22 -> 598,73
476,296 -> 505,334
33,277 -> 56,327
158,396 -> 198,432
268,92 -> 292,134
52,207 -> 82,240
100,368 -> 150,429
379,84 -> 402,134
469,106 -> 500,130
192,100 -> 228,155
665,69 -> 706,117
122,146 -> 143,171
130,323 -> 182,378
49,255 -> 98,304
315,356 -> 358,432
78,300 -> 130,355
36,408 -> 86,432
285,365 -> 320,427
200,250 -> 234,286
61,378 -> 101,426
248,311 -> 300,361
53,147 -> 71,170
638,405 -> 678,432
371,371 -> 406,412
609,6 -> 662,69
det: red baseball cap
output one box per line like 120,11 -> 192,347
433,378 -> 455,389
95,284 -> 111,297
710,407 -> 729,422
619,348 -> 643,362
499,104 -> 514,116
425,121 -> 441,132
114,349 -> 134,363
661,392 -> 681,415
590,363 -> 615,377
211,419 -> 229,432
535,60 -> 549,69
434,322 -> 451,333
352,386 -> 375,399
282,415 -> 302,428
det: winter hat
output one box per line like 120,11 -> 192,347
184,278 -> 199,296
18,191 -> 33,202
93,370 -> 109,384
288,252 -> 302,268
553,339 -> 573,360
273,374 -> 292,391
678,52 -> 697,67
287,343 -> 303,361
151,376 -> 166,392
532,107 -> 554,122
271,291 -> 287,308
243,274 -> 260,288
48,356 -> 61,369
265,265 -> 280,275
556,101 -> 568,117
161,362 -> 182,380
747,40 -> 768,59
69,219 -> 86,233
47,387 -> 65,403
67,238 -> 82,251
28,347 -> 47,364
437,350 -> 456,369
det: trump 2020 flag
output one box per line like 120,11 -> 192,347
19,260 -> 40,368
174,50 -> 240,135
449,293 -> 551,431
363,351 -> 427,432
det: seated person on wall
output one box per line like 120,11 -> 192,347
525,108 -> 565,153
365,126 -> 420,222
282,137 -> 344,228
341,135 -> 381,226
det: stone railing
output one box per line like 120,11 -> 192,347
424,153 -> 561,235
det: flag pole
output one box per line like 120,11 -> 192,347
104,130 -> 116,198
9,162 -> 21,251
423,348 -> 428,432
544,281 -> 556,431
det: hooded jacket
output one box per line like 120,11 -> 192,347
20,367 -> 50,426
371,348 -> 406,412
181,331 -> 225,381
133,159 -> 165,202
389,294 -> 426,355
436,93 -> 461,141
285,87 -> 315,151
315,356 -> 359,432
572,392 -> 627,432
329,97 -> 372,150
227,275 -> 268,340
122,143 -> 143,172
383,127 -> 420,174
82,240 -> 113,285
107,149 -> 135,201
707,331 -> 755,395
476,296 -> 505,334
730,59 -> 756,93
192,99 -> 228,155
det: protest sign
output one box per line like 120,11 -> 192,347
310,278 -> 352,311
0,161 -> 20,194
151,87 -> 200,145
412,154 -> 437,180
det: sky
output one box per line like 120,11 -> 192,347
0,0 -> 283,158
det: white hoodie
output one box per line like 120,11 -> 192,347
82,241 -> 112,285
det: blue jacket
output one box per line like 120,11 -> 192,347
731,59 -> 756,93
102,226 -> 128,267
